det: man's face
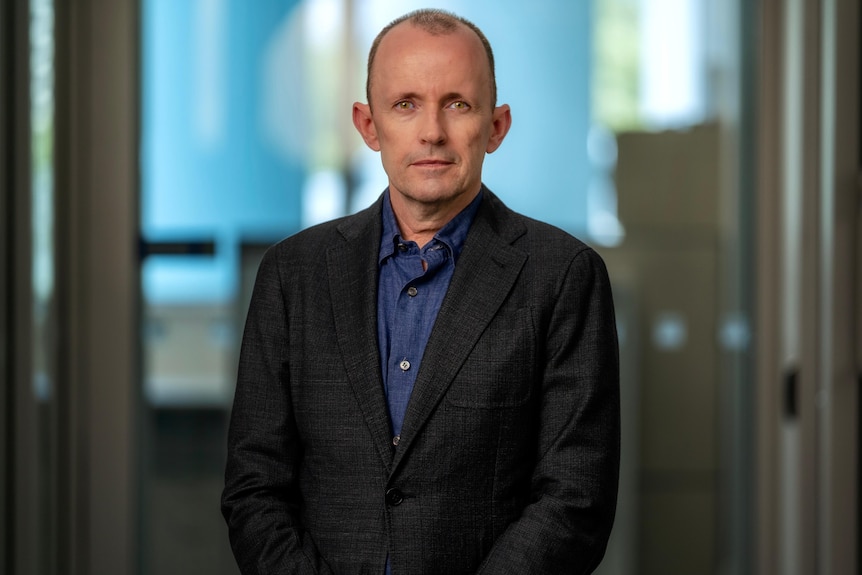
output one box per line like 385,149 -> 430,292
353,23 -> 511,213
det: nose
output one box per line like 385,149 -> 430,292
420,109 -> 446,146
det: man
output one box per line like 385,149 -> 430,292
222,8 -> 619,575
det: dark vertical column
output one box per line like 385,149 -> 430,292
54,0 -> 141,573
0,0 -> 11,570
8,0 -> 38,573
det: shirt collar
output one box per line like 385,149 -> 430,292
378,187 -> 483,265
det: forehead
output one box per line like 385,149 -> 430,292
371,23 -> 490,98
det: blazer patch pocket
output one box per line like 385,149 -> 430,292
446,307 -> 536,409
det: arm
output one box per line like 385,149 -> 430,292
477,247 -> 621,575
221,249 -> 333,575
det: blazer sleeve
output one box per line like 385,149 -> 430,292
221,248 -> 333,575
476,247 -> 621,575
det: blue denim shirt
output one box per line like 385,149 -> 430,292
377,189 -> 482,440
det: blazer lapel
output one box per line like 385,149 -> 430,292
392,192 -> 528,471
326,199 -> 394,472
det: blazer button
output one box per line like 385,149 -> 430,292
385,487 -> 404,506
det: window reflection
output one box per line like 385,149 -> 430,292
31,0 -> 54,401
30,1 -> 57,574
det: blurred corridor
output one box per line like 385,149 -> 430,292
1,0 -> 860,574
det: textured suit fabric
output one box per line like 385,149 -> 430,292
222,189 -> 620,575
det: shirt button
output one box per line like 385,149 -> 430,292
399,359 -> 411,371
392,435 -> 400,446
407,286 -> 418,297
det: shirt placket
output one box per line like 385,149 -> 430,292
386,241 -> 450,438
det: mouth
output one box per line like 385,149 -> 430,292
411,158 -> 455,168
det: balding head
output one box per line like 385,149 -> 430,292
365,9 -> 497,109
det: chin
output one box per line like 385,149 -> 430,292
406,181 -> 474,203
411,191 -> 463,206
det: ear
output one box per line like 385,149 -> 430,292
485,104 -> 512,154
352,102 -> 380,151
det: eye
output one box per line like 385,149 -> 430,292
395,101 -> 414,110
448,101 -> 470,110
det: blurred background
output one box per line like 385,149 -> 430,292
1,0 -> 859,574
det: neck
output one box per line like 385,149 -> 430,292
389,187 -> 481,247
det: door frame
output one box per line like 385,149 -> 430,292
756,0 -> 860,573
55,0 -> 140,573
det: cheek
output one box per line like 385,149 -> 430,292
465,134 -> 491,163
378,148 -> 397,175
376,128 -> 407,157
378,146 -> 408,180
374,131 -> 396,164
458,124 -> 492,153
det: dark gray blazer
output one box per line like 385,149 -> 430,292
222,189 -> 620,575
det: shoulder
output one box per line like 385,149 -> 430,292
264,197 -> 382,262
479,190 -> 613,302
482,189 -> 600,264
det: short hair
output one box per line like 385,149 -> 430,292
365,9 -> 497,108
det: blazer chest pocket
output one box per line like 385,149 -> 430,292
445,307 -> 536,409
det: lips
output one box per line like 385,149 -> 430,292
411,158 -> 454,167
